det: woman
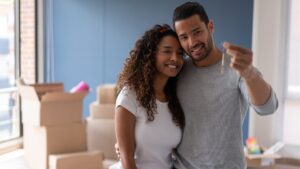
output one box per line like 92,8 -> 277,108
114,24 -> 185,169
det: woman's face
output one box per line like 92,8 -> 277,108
155,35 -> 184,78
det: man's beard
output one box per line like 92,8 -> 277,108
189,35 -> 213,62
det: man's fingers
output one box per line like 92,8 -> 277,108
225,45 -> 253,67
114,142 -> 121,159
230,58 -> 248,68
223,42 -> 252,55
226,48 -> 253,61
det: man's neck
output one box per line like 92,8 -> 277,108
193,48 -> 222,68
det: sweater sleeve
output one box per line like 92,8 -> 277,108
238,68 -> 278,115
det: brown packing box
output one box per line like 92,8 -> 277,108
86,117 -> 118,160
246,153 -> 281,168
19,83 -> 87,126
23,123 -> 87,169
90,102 -> 115,119
247,157 -> 300,169
30,83 -> 64,99
276,158 -> 300,168
96,84 -> 116,104
49,151 -> 104,169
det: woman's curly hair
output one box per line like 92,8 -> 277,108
117,24 -> 185,129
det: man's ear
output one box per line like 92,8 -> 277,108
207,20 -> 214,34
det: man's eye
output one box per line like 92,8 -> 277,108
180,37 -> 187,41
195,30 -> 202,35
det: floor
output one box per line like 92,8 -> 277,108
0,149 -> 300,169
0,149 -> 31,169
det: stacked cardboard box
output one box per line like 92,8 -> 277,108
86,84 -> 119,169
19,83 -> 103,169
49,151 -> 104,169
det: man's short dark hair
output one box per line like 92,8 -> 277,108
173,2 -> 209,28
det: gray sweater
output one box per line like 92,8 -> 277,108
175,56 -> 278,169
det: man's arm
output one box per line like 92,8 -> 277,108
242,66 -> 272,106
223,42 -> 272,106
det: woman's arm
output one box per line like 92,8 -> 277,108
115,106 -> 137,169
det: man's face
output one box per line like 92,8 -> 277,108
175,14 -> 214,62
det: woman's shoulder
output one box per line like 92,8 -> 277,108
118,86 -> 137,99
116,86 -> 140,116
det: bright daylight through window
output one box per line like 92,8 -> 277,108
0,0 -> 20,143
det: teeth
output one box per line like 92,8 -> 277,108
192,44 -> 204,52
167,65 -> 177,69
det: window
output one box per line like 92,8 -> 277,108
0,0 -> 21,143
283,0 -> 300,146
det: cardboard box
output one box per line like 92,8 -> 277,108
30,83 -> 64,99
96,84 -> 116,104
276,158 -> 300,168
49,151 -> 104,169
86,118 -> 118,160
247,157 -> 300,169
90,102 -> 115,119
19,83 -> 87,126
246,153 -> 281,168
23,123 -> 87,169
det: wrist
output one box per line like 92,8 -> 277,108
242,66 -> 258,82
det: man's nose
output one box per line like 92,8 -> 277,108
189,36 -> 197,49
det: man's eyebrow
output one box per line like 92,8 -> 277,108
178,27 -> 202,37
178,33 -> 187,37
192,27 -> 201,32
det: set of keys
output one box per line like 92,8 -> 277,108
220,42 -> 226,75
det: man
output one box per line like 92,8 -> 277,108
173,2 -> 278,169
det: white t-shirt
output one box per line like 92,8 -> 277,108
115,87 -> 182,169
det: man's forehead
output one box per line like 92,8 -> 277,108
175,15 -> 206,34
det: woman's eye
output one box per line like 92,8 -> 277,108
178,51 -> 184,57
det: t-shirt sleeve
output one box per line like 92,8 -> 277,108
115,87 -> 138,116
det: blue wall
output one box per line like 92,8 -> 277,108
47,0 -> 252,142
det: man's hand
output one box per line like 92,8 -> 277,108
115,142 -> 121,159
223,42 -> 256,80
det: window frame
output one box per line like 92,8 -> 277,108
0,0 -> 41,153
0,0 -> 21,145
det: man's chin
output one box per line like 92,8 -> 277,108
190,55 -> 208,62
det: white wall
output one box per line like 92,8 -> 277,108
250,0 -> 289,147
